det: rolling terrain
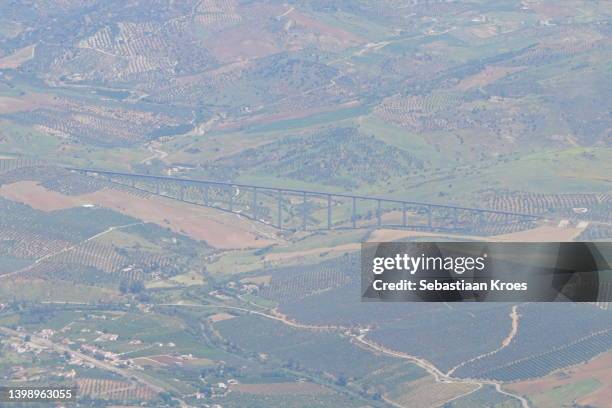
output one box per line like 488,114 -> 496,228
0,1 -> 611,407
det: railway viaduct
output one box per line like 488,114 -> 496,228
68,167 -> 539,234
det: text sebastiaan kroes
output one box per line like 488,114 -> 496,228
370,254 -> 527,292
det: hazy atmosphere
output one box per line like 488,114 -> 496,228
0,1 -> 611,407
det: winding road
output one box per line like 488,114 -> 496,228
158,301 -> 530,408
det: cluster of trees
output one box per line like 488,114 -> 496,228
119,279 -> 145,294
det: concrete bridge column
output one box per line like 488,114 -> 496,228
277,190 -> 282,229
352,197 -> 357,229
302,191 -> 307,230
327,194 -> 332,229
228,185 -> 233,212
252,187 -> 258,219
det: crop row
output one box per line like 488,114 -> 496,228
17,238 -> 172,285
0,227 -> 70,259
454,303 -> 612,380
484,192 -> 607,215
375,93 -> 462,131
0,158 -> 43,174
195,13 -> 242,29
117,21 -> 157,39
18,109 -> 153,146
377,92 -> 461,115
0,165 -> 103,195
77,378 -> 156,401
48,241 -> 170,278
197,0 -> 235,14
472,221 -> 536,236
78,24 -> 170,60
0,164 -> 157,198
461,329 -> 612,382
262,266 -> 352,301
51,241 -> 127,274
367,304 -> 514,372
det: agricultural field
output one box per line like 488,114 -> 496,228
507,350 -> 612,408
453,304 -> 612,381
0,0 -> 610,407
0,0 -> 609,205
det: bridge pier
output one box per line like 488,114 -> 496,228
327,194 -> 332,229
352,197 -> 357,229
476,210 -> 485,229
302,191 -> 307,230
252,187 -> 258,219
228,185 -> 233,212
278,190 -> 282,229
68,167 -> 538,233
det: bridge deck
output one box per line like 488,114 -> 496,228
68,167 -> 539,234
